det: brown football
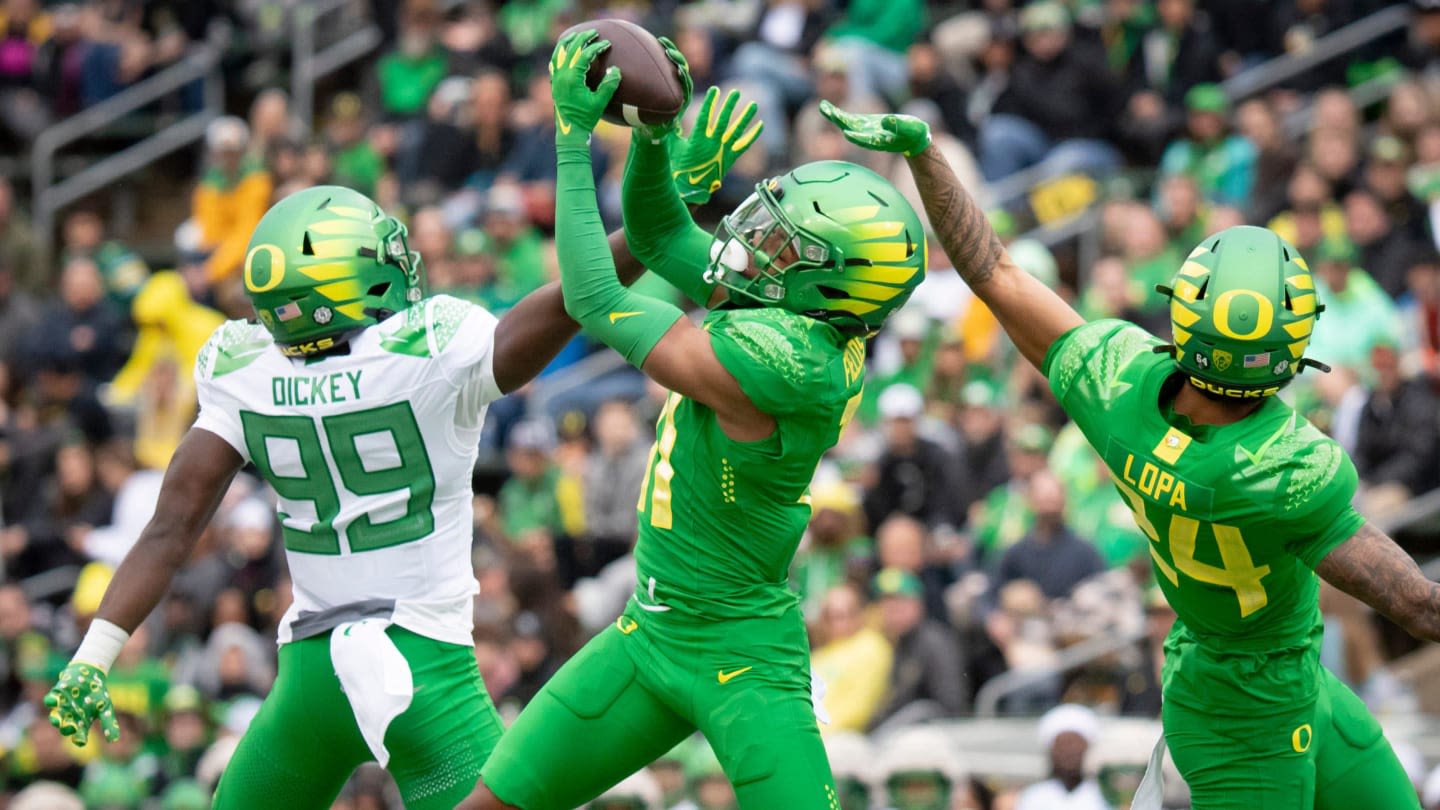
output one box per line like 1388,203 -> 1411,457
558,19 -> 686,127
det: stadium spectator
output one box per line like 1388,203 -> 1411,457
979,1 -> 1122,181
60,208 -> 149,315
972,423 -> 1054,559
494,419 -> 564,569
1346,185 -> 1427,299
31,255 -> 125,386
578,399 -> 648,582
376,1 -> 447,121
823,0 -> 925,106
1364,133 -> 1432,243
0,176 -> 41,294
1015,704 -> 1112,810
1399,250 -> 1440,377
1354,338 -> 1440,508
191,116 -> 273,287
1307,236 -> 1399,370
993,470 -> 1106,600
863,384 -> 959,532
810,583 -> 893,734
868,567 -> 968,731
1125,0 -> 1223,109
1157,83 -> 1257,208
792,482 -> 869,621
727,0 -> 833,161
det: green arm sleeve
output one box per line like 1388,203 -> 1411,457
556,143 -> 685,368
621,137 -> 718,308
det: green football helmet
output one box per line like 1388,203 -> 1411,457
243,185 -> 422,356
705,160 -> 927,336
1156,225 -> 1329,399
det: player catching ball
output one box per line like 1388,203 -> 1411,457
461,30 -> 927,810
39,183 -> 665,808
820,102 -> 1433,809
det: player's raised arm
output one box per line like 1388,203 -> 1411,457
44,428 -> 242,745
1316,523 -> 1440,642
623,80 -> 762,308
548,31 -> 774,439
820,103 -> 1083,370
489,230 -> 647,394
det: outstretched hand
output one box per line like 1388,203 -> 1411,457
670,87 -> 764,204
819,100 -> 932,157
549,29 -> 620,146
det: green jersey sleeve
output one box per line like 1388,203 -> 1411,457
1042,319 -> 1164,410
706,309 -> 854,417
1277,439 -> 1366,569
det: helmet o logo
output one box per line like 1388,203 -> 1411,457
244,244 -> 286,293
1291,724 -> 1313,753
1212,289 -> 1275,341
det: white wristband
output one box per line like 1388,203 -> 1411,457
73,619 -> 130,673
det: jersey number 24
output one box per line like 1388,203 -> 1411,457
1114,477 -> 1271,618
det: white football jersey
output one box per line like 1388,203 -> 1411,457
194,295 -> 501,646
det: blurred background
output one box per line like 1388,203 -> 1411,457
1,0 -> 1440,807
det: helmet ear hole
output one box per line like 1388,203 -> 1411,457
817,285 -> 850,299
301,232 -> 315,256
368,282 -> 391,297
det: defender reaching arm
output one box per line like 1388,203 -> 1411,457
819,103 -> 1082,369
1317,523 -> 1440,641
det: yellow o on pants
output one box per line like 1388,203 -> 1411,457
1292,724 -> 1313,753
1212,289 -> 1275,341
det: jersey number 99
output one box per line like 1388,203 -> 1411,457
240,402 -> 437,554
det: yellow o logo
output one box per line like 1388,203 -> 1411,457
1291,724 -> 1313,753
1212,289 -> 1275,340
244,244 -> 286,293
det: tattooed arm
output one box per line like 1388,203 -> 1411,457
820,103 -> 1084,370
902,145 -> 1083,369
1316,522 -> 1440,642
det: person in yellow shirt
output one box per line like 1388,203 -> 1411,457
107,269 -> 224,468
810,583 -> 893,734
192,117 -> 273,286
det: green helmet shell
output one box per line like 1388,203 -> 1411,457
706,160 -> 927,336
1157,225 -> 1327,398
243,185 -> 422,356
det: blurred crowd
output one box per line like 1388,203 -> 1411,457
4,0 -> 1440,807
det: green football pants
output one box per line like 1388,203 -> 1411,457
213,625 -> 504,810
480,604 -> 839,810
1165,667 -> 1418,810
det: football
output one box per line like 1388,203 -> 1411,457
558,19 -> 687,128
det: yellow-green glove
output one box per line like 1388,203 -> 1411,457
44,662 -> 121,746
819,100 -> 932,157
669,87 -> 764,204
549,29 -> 621,148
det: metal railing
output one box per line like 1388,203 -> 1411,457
290,0 -> 384,131
974,627 -> 1146,717
1220,4 -> 1412,103
30,24 -> 229,271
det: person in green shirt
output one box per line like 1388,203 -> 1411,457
325,93 -> 385,198
483,185 -> 547,297
1307,235 -> 1399,373
376,15 -> 448,120
497,420 -> 564,558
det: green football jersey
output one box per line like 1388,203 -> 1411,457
1044,320 -> 1365,708
632,308 -> 867,619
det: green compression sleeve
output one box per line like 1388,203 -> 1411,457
621,136 -> 718,308
557,143 -> 685,368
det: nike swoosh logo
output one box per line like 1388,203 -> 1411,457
717,666 -> 752,684
609,311 -> 643,323
1239,410 -> 1297,466
556,111 -> 572,136
686,170 -> 713,185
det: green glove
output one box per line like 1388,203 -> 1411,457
44,662 -> 121,746
634,36 -> 695,142
819,100 -> 932,157
549,29 -> 621,147
669,87 -> 764,204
